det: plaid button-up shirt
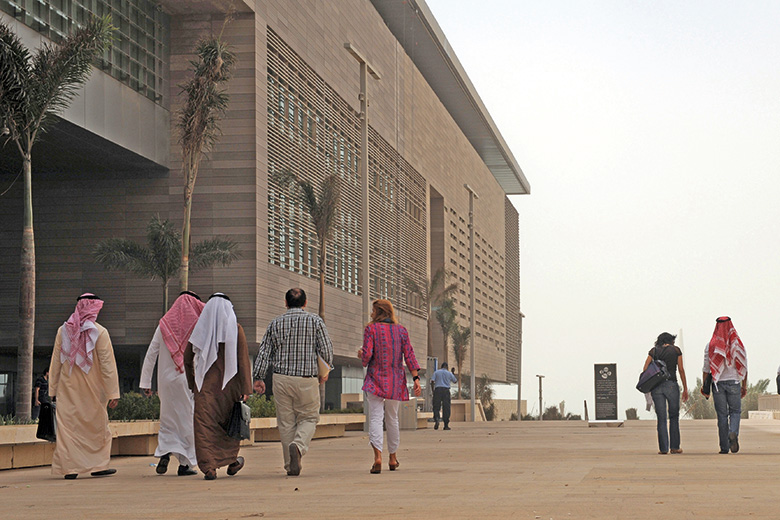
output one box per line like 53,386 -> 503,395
253,307 -> 334,379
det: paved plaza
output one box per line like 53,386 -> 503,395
2,419 -> 780,519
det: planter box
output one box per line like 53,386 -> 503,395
0,414 -> 366,470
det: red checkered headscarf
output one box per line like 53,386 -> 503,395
708,316 -> 747,383
159,291 -> 205,372
61,294 -> 104,374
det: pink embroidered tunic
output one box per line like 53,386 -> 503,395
361,322 -> 420,401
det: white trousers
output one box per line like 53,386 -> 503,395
366,392 -> 400,454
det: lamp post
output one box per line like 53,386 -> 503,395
517,312 -> 524,419
464,184 -> 478,421
344,43 -> 380,324
536,374 -> 545,421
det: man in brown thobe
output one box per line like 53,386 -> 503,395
49,294 -> 120,479
184,293 -> 252,480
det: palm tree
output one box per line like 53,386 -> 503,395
273,169 -> 341,320
0,16 -> 114,420
177,18 -> 236,292
450,323 -> 471,398
435,298 -> 457,367
406,267 -> 457,363
93,216 -> 240,314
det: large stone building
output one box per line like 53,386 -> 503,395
0,0 -> 529,415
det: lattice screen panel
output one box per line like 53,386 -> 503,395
267,29 -> 362,295
368,128 -> 427,317
266,30 -> 427,317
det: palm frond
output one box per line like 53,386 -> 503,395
451,324 -> 471,367
177,35 -> 236,165
28,16 -> 114,140
146,216 -> 182,280
92,238 -> 155,278
0,23 -> 32,145
189,237 -> 241,271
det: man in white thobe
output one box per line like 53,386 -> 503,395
140,291 -> 204,476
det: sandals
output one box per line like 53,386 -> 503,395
370,462 -> 381,474
389,460 -> 399,471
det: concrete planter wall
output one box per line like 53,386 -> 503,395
0,415 -> 367,471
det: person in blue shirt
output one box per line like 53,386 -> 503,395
431,362 -> 457,430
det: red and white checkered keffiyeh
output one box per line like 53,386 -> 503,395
159,292 -> 205,373
60,294 -> 104,374
708,316 -> 747,383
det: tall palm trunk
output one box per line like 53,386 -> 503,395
318,240 -> 326,319
180,154 -> 199,292
457,361 -> 464,399
16,154 -> 35,420
162,278 -> 170,316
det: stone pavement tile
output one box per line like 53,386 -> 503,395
2,419 -> 780,519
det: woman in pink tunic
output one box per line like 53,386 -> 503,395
358,299 -> 421,474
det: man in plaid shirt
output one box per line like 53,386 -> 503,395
253,288 -> 333,476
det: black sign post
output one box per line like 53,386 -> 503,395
594,363 -> 617,421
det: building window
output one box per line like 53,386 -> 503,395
1,0 -> 169,105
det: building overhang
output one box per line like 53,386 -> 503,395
370,0 -> 530,195
157,0 -> 255,15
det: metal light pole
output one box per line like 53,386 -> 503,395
517,312 -> 524,419
464,184 -> 478,421
536,374 -> 545,421
344,43 -> 380,324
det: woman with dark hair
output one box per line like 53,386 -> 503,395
643,332 -> 689,454
358,299 -> 422,474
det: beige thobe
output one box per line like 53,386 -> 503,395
49,323 -> 120,476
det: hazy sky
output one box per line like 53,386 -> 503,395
425,0 -> 780,418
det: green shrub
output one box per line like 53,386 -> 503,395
247,394 -> 276,418
0,414 -> 36,426
321,407 -> 363,414
108,392 -> 160,421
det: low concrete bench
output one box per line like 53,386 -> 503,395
0,414 -> 367,470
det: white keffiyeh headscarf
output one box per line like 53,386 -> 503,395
188,293 -> 238,391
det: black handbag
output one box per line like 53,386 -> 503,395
636,347 -> 671,393
702,372 -> 713,398
224,401 -> 251,440
36,402 -> 57,442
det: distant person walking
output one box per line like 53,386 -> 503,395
48,294 -> 120,479
140,291 -> 205,476
776,364 -> 780,395
31,368 -> 50,421
358,299 -> 421,474
431,362 -> 456,430
703,316 -> 747,454
184,293 -> 252,480
253,288 -> 334,476
643,332 -> 688,454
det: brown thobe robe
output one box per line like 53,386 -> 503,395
184,323 -> 252,474
49,323 -> 120,475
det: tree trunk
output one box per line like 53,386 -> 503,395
457,363 -> 463,399
162,278 -> 169,316
318,240 -> 326,320
180,158 -> 196,292
426,309 -> 434,359
16,154 -> 35,420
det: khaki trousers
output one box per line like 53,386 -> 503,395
273,373 -> 321,472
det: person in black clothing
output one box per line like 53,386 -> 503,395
642,332 -> 689,454
32,368 -> 50,421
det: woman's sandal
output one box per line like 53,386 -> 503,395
389,460 -> 399,471
370,462 -> 381,474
